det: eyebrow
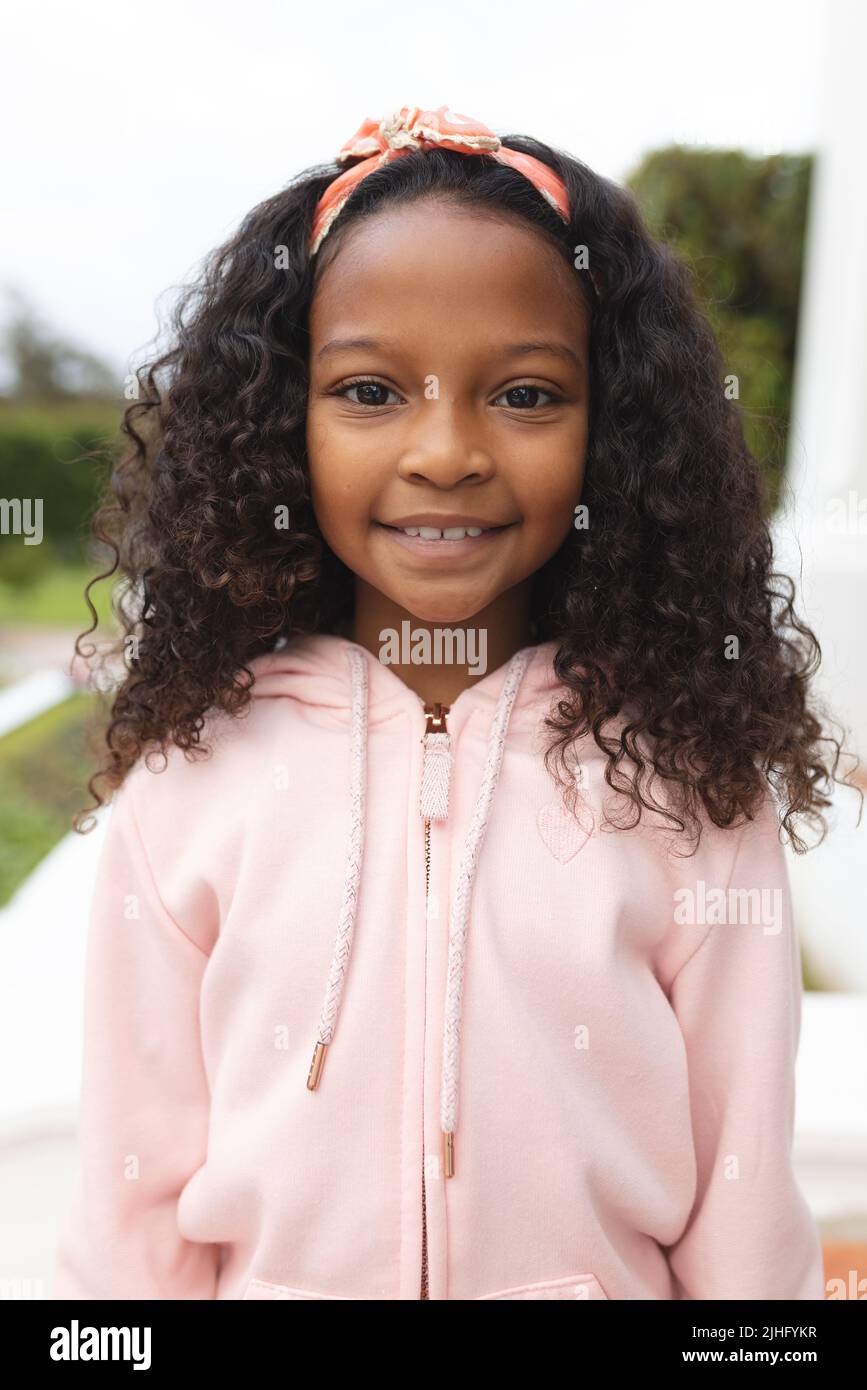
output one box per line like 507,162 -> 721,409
316,336 -> 583,370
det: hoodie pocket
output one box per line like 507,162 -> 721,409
478,1272 -> 609,1301
243,1278 -> 350,1300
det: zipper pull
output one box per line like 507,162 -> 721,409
420,702 -> 452,821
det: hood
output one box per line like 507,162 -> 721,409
245,630 -> 562,723
245,631 -> 562,1177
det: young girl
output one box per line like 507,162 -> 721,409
53,104 -> 854,1302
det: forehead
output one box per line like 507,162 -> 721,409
308,202 -> 588,355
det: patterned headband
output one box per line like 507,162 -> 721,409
308,104 -> 572,256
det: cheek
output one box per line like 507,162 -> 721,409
507,420 -> 586,515
513,468 -> 583,529
307,417 -> 366,522
309,474 -> 367,552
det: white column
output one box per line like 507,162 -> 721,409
771,0 -> 867,988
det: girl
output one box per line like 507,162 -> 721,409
54,104 -> 855,1301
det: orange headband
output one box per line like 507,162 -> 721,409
309,104 -> 571,256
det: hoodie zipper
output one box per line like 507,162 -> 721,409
420,700 -> 450,1301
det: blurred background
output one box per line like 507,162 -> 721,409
1,0 -> 865,1301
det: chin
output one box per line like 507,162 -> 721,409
397,596 -> 491,626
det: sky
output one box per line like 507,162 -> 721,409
0,0 -> 829,383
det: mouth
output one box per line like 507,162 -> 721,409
375,520 -> 515,539
373,519 -> 516,559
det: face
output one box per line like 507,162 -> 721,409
306,200 -> 590,630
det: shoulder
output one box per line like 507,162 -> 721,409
119,669 -> 303,832
577,725 -> 784,877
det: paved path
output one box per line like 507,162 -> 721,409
0,669 -> 77,737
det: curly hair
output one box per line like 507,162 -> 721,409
73,133 -> 861,851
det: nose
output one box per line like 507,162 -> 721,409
396,399 -> 496,487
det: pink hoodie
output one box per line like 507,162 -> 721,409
52,632 -> 825,1301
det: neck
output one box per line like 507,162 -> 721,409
350,583 -> 535,706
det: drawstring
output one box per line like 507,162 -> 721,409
439,647 -> 533,1174
306,646 -> 368,1090
307,642 -> 535,1179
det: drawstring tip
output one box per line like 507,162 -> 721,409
307,1041 -> 328,1090
443,1130 -> 455,1178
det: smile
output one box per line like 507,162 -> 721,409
386,524 -> 495,540
373,520 -> 515,558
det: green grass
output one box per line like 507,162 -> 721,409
0,564 -> 118,629
0,398 -> 123,431
0,691 -> 108,906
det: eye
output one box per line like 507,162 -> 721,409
328,378 -> 564,410
494,384 -> 562,409
332,377 -> 402,408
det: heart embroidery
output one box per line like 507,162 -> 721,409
536,799 -> 595,862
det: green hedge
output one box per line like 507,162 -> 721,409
627,148 -> 812,512
0,401 -> 122,585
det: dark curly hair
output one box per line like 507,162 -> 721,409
73,132 -> 862,851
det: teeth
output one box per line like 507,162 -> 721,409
403,526 -> 485,540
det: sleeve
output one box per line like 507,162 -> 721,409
662,791 -> 826,1300
51,772 -> 220,1299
